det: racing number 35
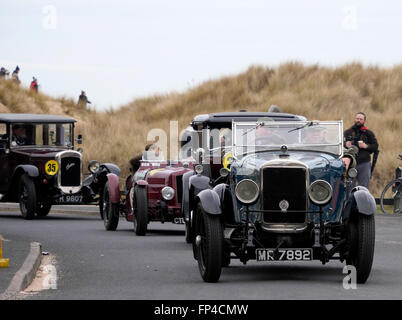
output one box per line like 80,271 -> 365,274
45,160 -> 59,176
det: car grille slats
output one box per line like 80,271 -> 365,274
60,157 -> 81,187
262,167 -> 307,224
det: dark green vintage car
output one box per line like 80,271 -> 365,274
190,120 -> 376,283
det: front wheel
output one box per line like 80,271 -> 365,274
346,214 -> 375,284
18,174 -> 37,220
133,186 -> 148,236
103,182 -> 119,231
195,203 -> 223,282
380,179 -> 401,214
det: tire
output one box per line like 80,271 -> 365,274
346,214 -> 375,284
98,184 -> 105,220
185,220 -> 193,244
195,203 -> 223,282
184,206 -> 193,244
133,186 -> 148,236
380,179 -> 401,214
103,182 -> 119,231
18,174 -> 37,220
36,202 -> 52,217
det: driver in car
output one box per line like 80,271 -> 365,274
12,125 -> 28,146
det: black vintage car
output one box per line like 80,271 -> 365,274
0,113 -> 120,219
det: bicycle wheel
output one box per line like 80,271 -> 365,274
380,179 -> 401,214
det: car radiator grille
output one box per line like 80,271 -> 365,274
60,157 -> 81,187
262,167 -> 307,224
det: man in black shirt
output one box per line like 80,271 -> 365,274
344,112 -> 378,189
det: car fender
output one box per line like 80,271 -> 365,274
102,163 -> 121,176
182,171 -> 195,221
136,179 -> 148,187
106,173 -> 120,204
343,186 -> 376,220
189,174 -> 210,194
14,165 -> 39,178
196,189 -> 221,215
351,186 -> 376,215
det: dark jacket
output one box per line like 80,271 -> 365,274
344,125 -> 378,164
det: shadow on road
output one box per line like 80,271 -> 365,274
0,212 -> 98,221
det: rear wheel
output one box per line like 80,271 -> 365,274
18,174 -> 36,220
195,203 -> 223,282
103,182 -> 119,231
346,213 -> 375,284
133,186 -> 148,236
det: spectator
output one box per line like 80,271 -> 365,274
0,67 -> 10,79
344,112 -> 379,189
11,66 -> 21,84
78,90 -> 91,107
30,77 -> 39,92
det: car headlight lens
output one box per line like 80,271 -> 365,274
308,180 -> 333,205
194,164 -> 203,175
235,179 -> 259,204
219,167 -> 229,177
88,160 -> 100,174
161,186 -> 175,201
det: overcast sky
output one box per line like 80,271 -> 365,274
1,0 -> 401,110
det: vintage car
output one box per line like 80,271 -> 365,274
102,158 -> 193,234
0,113 -> 120,219
181,111 -> 306,243
189,119 -> 375,283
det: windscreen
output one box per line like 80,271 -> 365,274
232,121 -> 343,158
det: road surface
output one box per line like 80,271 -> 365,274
1,210 -> 401,300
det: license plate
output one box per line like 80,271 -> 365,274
57,194 -> 83,204
256,248 -> 313,261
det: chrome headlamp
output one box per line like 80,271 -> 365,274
161,186 -> 175,201
194,164 -> 203,175
88,160 -> 100,174
235,179 -> 259,204
308,180 -> 333,205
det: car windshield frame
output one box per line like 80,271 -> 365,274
232,120 -> 344,158
10,122 -> 74,149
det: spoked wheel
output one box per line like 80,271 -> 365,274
195,203 -> 223,283
18,174 -> 37,220
380,179 -> 401,214
346,213 -> 375,284
133,186 -> 148,236
36,202 -> 52,217
103,182 -> 119,231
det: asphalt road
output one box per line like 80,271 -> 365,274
1,210 -> 402,300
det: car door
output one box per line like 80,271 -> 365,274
0,122 -> 11,193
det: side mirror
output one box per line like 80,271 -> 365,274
76,134 -> 83,145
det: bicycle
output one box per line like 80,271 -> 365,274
380,154 -> 402,214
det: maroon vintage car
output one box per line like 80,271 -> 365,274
102,159 -> 193,234
0,113 -> 120,219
